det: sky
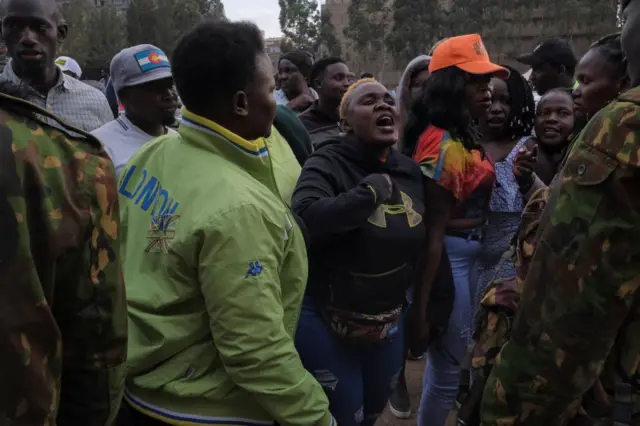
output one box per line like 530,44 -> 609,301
223,0 -> 283,38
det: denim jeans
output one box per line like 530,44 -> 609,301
295,298 -> 405,426
418,235 -> 482,426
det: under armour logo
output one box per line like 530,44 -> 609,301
367,191 -> 423,228
245,261 -> 264,278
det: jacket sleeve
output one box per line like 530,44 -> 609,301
0,122 -> 127,425
199,205 -> 334,426
55,152 -> 128,426
480,101 -> 640,426
292,154 -> 386,244
273,104 -> 313,166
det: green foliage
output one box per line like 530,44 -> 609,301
317,8 -> 342,57
385,0 -> 442,65
278,0 -> 320,51
60,0 -> 127,70
60,0 -> 228,71
386,0 -> 619,66
344,0 -> 393,76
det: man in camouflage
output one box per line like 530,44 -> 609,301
0,81 -> 127,425
480,1 -> 640,425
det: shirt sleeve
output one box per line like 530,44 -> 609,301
198,205 -> 334,426
480,101 -> 640,426
412,126 -> 467,200
292,153 -> 388,245
0,122 -> 127,426
95,91 -> 116,129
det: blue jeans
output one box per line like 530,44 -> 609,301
418,235 -> 482,426
295,298 -> 405,426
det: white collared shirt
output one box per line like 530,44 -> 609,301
91,115 -> 176,179
274,87 -> 318,105
1,59 -> 113,133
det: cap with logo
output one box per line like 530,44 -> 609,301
516,38 -> 578,70
110,44 -> 172,93
428,34 -> 509,79
55,56 -> 82,78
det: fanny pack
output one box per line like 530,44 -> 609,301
322,305 -> 403,343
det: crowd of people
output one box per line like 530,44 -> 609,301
1,0 -> 640,425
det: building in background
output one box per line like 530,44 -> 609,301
265,37 -> 283,72
58,0 -> 131,8
322,0 -> 617,87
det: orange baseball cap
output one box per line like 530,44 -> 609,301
429,34 -> 509,79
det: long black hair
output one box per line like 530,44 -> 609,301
501,64 -> 536,140
403,67 -> 479,156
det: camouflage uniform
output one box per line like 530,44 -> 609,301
0,86 -> 127,425
480,86 -> 640,426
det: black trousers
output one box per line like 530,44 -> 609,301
116,401 -> 169,426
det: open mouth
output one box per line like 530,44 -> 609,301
488,116 -> 505,124
375,113 -> 396,133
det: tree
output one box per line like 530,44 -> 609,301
344,0 -> 393,78
155,0 -> 201,53
194,0 -> 226,18
60,0 -> 126,71
81,6 -> 127,70
317,8 -> 342,57
278,0 -> 320,51
386,0 -> 443,65
126,0 -> 159,48
59,0 -> 93,61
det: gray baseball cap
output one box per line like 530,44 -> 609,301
110,44 -> 172,93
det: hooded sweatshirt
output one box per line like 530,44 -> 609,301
292,134 -> 426,314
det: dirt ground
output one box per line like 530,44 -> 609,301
377,359 -> 425,425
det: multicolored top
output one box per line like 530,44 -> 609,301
413,125 -> 495,218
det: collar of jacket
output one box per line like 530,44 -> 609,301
179,108 -> 278,191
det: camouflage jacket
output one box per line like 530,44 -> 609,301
0,87 -> 127,425
481,87 -> 640,426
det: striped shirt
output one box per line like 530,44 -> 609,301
1,60 -> 113,133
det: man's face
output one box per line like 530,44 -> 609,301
530,61 -> 563,96
317,62 -> 351,105
278,58 -> 305,98
1,0 -> 65,80
622,0 -> 640,87
244,53 -> 277,140
121,78 -> 179,127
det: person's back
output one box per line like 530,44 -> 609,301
117,20 -> 334,426
0,82 -> 127,425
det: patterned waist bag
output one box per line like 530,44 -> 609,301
321,305 -> 404,343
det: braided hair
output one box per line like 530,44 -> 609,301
501,64 -> 536,139
589,33 -> 628,82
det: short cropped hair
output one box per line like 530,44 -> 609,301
172,20 -> 265,114
309,57 -> 344,89
339,77 -> 377,120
